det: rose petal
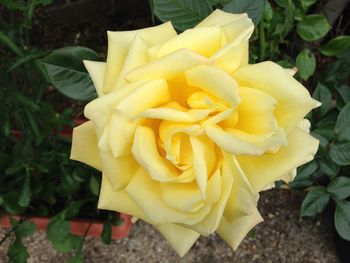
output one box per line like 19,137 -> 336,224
233,61 -> 319,132
217,208 -> 263,250
185,65 -> 240,106
83,61 -> 106,97
155,224 -> 200,257
237,127 -> 319,192
104,22 -> 177,92
71,121 -> 101,170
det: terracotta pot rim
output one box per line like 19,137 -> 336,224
0,213 -> 132,239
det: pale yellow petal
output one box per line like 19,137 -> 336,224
83,61 -> 106,97
155,224 -> 200,257
125,49 -> 209,82
99,151 -> 138,190
185,65 -> 240,106
114,36 -> 149,90
71,121 -> 101,170
235,87 -> 278,134
132,126 -> 181,182
237,127 -> 319,192
190,165 -> 233,236
233,62 -> 319,132
98,175 -> 145,219
155,27 -> 222,58
222,153 -> 258,223
217,208 -> 263,250
104,22 -> 177,92
125,168 -> 211,225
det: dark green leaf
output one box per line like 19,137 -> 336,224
46,215 -> 70,242
335,102 -> 350,141
301,187 -> 330,217
326,59 -> 350,83
101,221 -> 112,244
263,0 -> 272,21
329,142 -> 350,165
320,36 -> 350,56
7,238 -> 28,263
52,234 -> 82,253
289,160 -> 318,189
297,15 -> 330,41
334,200 -> 350,241
319,158 -> 340,179
223,0 -> 264,24
8,50 -> 47,72
327,177 -> 350,200
313,122 -> 335,140
313,83 -> 332,117
0,31 -> 23,56
336,85 -> 350,106
15,221 -> 37,238
64,201 -> 83,220
153,0 -> 213,31
40,46 -> 99,101
89,176 -> 100,196
18,174 -> 31,207
296,48 -> 316,80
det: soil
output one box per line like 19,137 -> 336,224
0,189 -> 339,263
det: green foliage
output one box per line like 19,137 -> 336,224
296,49 -> 316,80
335,200 -> 350,241
320,36 -> 350,57
40,47 -> 100,101
152,0 -> 213,31
222,0 -> 264,24
297,15 -> 330,41
301,187 -> 330,217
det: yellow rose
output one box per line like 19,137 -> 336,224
71,10 -> 319,256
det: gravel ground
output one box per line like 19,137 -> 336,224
0,189 -> 339,263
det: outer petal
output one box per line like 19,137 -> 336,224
83,61 -> 106,97
71,121 -> 101,170
217,208 -> 263,250
98,175 -> 145,220
104,22 -> 177,92
155,224 -> 200,257
237,127 -> 319,192
233,62 -> 319,132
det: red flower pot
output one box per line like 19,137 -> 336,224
0,213 -> 132,239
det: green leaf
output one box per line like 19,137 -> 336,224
296,48 -> 316,80
326,59 -> 350,83
313,122 -> 334,140
101,221 -> 112,244
223,0 -> 264,24
46,215 -> 70,242
64,201 -> 83,220
263,0 -> 272,21
153,0 -> 213,31
319,158 -> 340,179
40,46 -> 99,101
301,187 -> 330,217
336,85 -> 350,106
300,0 -> 317,10
297,15 -> 330,41
329,142 -> 350,165
334,200 -> 350,241
320,36 -> 350,56
335,102 -> 350,141
327,177 -> 350,200
52,234 -> 82,253
89,176 -> 100,196
8,50 -> 47,71
289,160 -> 318,189
16,221 -> 37,238
7,238 -> 28,263
313,83 -> 332,117
18,174 -> 31,207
